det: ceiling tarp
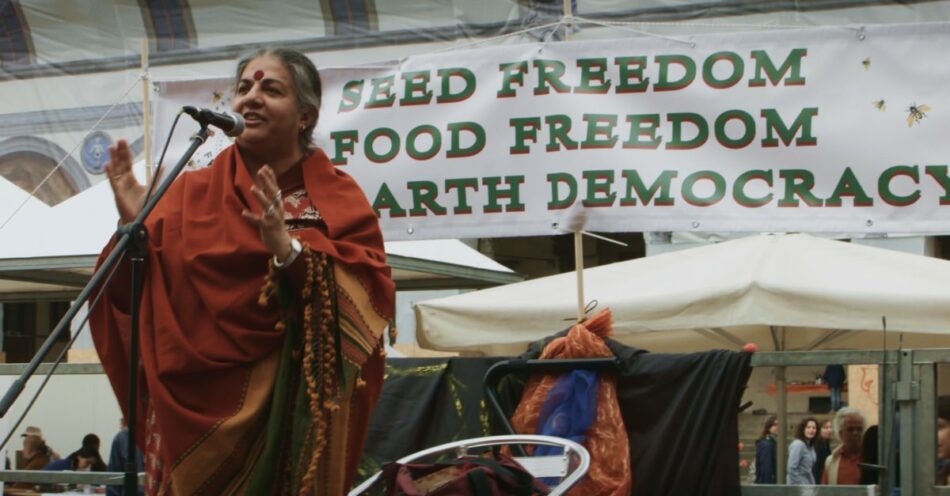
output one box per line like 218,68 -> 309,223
415,233 -> 950,355
5,1 -> 950,206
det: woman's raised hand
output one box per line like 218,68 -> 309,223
105,139 -> 148,224
241,165 -> 293,262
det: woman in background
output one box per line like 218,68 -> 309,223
754,416 -> 779,484
787,417 -> 818,484
813,419 -> 833,482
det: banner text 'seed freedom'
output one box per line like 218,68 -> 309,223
324,48 -> 945,218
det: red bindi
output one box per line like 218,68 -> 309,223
253,70 -> 264,81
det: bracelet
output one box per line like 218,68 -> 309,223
273,237 -> 302,269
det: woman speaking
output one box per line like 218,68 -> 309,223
91,48 -> 394,495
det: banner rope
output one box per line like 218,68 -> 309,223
417,14 -> 864,57
426,18 -> 569,55
0,71 -> 145,235
572,15 -> 863,32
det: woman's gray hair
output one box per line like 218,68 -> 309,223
833,407 -> 866,441
235,47 -> 322,151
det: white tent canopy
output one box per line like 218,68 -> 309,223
415,233 -> 950,355
0,175 -> 521,299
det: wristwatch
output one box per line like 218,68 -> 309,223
273,237 -> 302,269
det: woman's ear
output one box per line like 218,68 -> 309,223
301,107 -> 318,130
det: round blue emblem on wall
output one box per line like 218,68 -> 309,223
81,131 -> 113,175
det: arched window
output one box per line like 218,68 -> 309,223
0,136 -> 89,206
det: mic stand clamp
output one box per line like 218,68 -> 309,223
115,222 -> 149,257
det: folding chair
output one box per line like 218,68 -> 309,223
348,434 -> 591,496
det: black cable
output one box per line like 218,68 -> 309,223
142,111 -> 184,204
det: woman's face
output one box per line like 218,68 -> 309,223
821,420 -> 833,440
76,456 -> 95,470
21,438 -> 34,457
769,421 -> 779,436
232,54 -> 311,157
805,420 -> 818,440
938,418 -> 950,459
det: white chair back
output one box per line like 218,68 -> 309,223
348,434 -> 591,496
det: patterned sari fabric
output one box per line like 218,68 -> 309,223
90,145 -> 394,495
510,309 -> 632,496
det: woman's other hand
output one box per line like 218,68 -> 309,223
241,165 -> 293,262
105,139 -> 148,224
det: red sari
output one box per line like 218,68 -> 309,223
90,146 -> 394,495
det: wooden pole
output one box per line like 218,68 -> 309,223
141,39 -> 153,182
562,0 -> 573,40
574,230 -> 584,322
564,0 -> 579,321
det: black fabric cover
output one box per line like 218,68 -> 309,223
358,357 -> 499,481
605,342 -> 751,496
359,341 -> 752,496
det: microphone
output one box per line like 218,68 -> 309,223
182,106 -> 245,137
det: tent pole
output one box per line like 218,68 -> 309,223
776,326 -> 787,484
574,231 -> 584,322
776,365 -> 787,484
562,0 -> 573,37
141,39 -> 153,182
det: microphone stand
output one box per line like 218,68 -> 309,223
0,124 -> 210,496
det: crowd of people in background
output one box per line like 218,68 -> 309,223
752,407 -> 870,486
8,392 -> 950,491
750,398 -> 950,487
3,420 -> 144,495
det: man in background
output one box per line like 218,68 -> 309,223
8,433 -> 51,491
824,364 -> 846,411
16,426 -> 57,468
107,418 -> 144,496
822,407 -> 865,484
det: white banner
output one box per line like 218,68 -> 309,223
154,22 -> 950,241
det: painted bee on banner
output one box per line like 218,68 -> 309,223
873,99 -> 886,111
907,103 -> 931,127
862,58 -> 871,70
